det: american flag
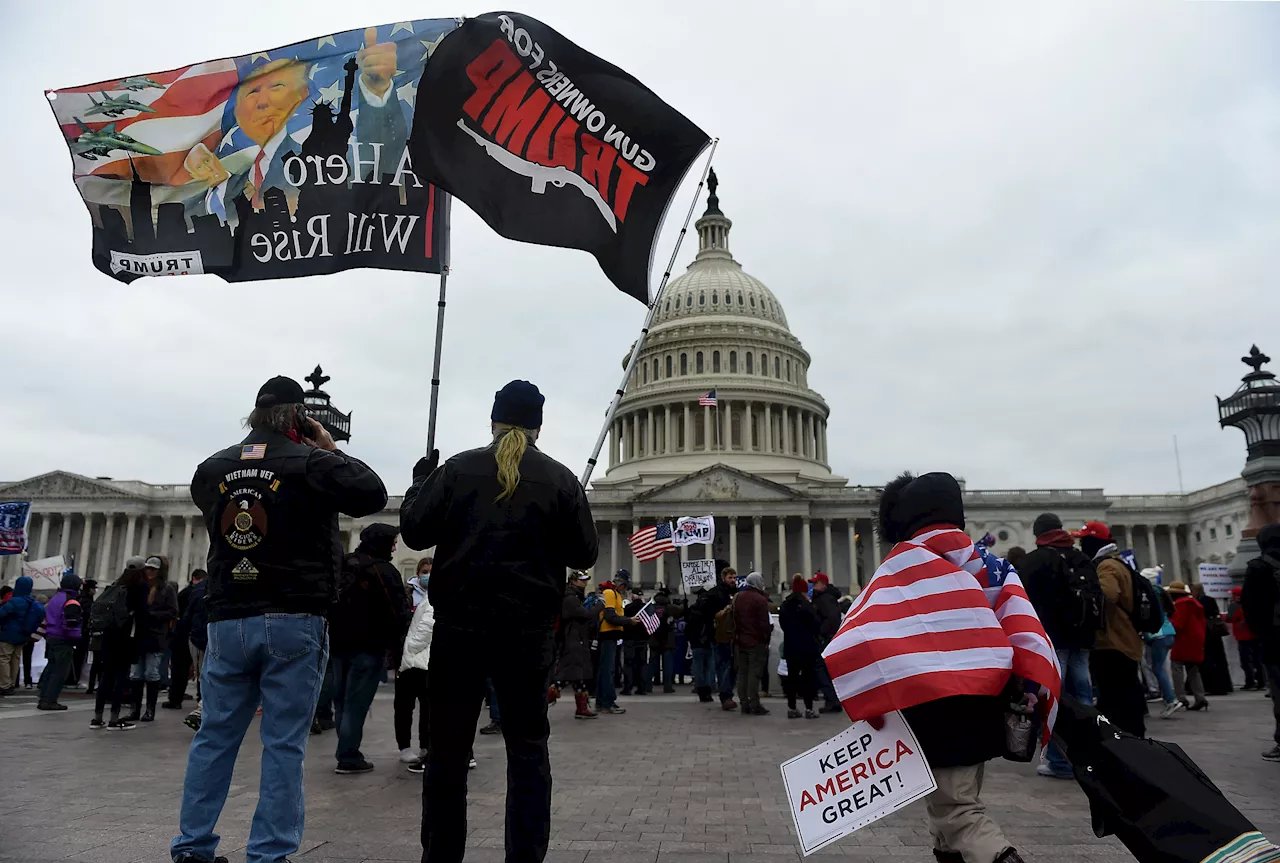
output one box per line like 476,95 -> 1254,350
240,444 -> 266,460
0,501 -> 32,555
822,527 -> 1061,738
698,390 -> 718,407
628,522 -> 674,562
634,601 -> 662,635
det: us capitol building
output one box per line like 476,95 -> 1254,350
0,180 -> 1251,592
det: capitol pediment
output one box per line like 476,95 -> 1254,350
0,471 -> 139,501
633,464 -> 803,503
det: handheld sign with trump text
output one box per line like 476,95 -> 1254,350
779,711 -> 935,856
47,20 -> 454,283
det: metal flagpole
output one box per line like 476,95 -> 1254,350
425,192 -> 453,455
580,138 -> 720,486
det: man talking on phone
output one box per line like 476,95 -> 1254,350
172,375 -> 388,863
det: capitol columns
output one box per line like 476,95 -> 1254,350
35,513 -> 51,559
122,514 -> 138,567
752,517 -> 763,574
1170,527 -> 1183,582
683,404 -> 692,453
823,518 -> 833,576
179,515 -> 194,579
58,515 -> 72,562
728,517 -> 738,570
802,517 -> 813,578
77,513 -> 94,576
764,405 -> 773,453
703,404 -> 712,451
745,403 -> 754,451
1146,526 -> 1158,571
98,514 -> 115,580
847,519 -> 859,592
777,517 -> 788,580
610,522 -> 619,578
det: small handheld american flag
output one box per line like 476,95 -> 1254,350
634,601 -> 662,635
699,389 -> 718,407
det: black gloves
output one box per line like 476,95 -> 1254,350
413,449 -> 440,480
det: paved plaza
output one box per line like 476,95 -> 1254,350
1,685 -> 1276,863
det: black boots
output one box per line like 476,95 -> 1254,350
122,682 -> 143,722
141,681 -> 161,722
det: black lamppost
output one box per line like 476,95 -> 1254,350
1217,345 -> 1280,579
303,365 -> 352,443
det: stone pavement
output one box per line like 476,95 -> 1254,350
1,684 -> 1276,863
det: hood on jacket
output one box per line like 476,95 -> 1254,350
12,576 -> 33,597
60,572 -> 83,591
877,471 -> 965,544
1085,540 -> 1119,562
746,572 -> 765,591
357,523 -> 399,561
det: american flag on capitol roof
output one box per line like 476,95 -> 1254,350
628,522 -> 674,562
698,390 -> 718,407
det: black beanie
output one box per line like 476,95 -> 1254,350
491,380 -> 544,429
878,471 -> 965,544
1257,523 -> 1280,557
256,376 -> 306,408
357,523 -> 399,561
1032,513 -> 1063,537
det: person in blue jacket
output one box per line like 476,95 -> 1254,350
0,576 -> 46,694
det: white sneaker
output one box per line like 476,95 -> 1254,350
1161,701 -> 1185,719
399,748 -> 419,763
469,757 -> 478,769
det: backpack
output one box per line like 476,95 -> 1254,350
714,602 -> 737,644
89,584 -> 132,636
62,596 -> 83,631
1050,548 -> 1106,638
1113,556 -> 1163,635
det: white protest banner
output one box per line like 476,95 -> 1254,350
21,555 -> 66,592
673,515 -> 715,547
681,558 -> 717,592
780,711 -> 936,856
1198,563 -> 1232,601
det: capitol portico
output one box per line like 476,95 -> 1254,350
0,180 -> 1251,593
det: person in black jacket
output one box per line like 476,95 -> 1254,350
172,375 -> 388,863
399,380 -> 598,863
779,575 -> 822,718
703,563 -> 739,711
621,587 -> 651,696
181,575 -> 209,731
685,587 -> 715,702
1241,523 -> 1280,762
164,570 -> 204,710
809,572 -> 844,713
328,522 -> 412,774
123,556 -> 179,723
1017,512 -> 1100,779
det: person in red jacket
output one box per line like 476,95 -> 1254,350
1227,586 -> 1263,690
1167,582 -> 1208,711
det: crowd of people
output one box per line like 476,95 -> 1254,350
2,375 -> 1278,863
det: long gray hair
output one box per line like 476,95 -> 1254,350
245,403 -> 303,434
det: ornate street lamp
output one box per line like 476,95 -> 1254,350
1217,345 -> 1280,578
303,365 -> 352,443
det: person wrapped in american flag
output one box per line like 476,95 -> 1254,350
822,471 -> 1061,863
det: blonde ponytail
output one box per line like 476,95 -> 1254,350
494,424 -> 531,501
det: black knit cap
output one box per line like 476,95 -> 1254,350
491,380 -> 544,429
1032,512 -> 1063,537
256,376 -> 306,408
877,471 -> 965,544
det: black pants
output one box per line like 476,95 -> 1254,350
21,641 -> 34,685
314,656 -> 336,723
69,638 -> 89,685
423,625 -> 554,863
783,657 -> 817,710
622,643 -> 649,695
167,635 -> 193,705
396,667 -> 429,752
94,643 -> 132,718
1091,649 -> 1146,738
39,638 -> 76,704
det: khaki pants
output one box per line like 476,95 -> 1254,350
1172,661 -> 1206,706
926,764 -> 1011,863
0,641 -> 21,691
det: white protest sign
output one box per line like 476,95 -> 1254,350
681,558 -> 717,592
673,515 -> 715,547
21,555 -> 66,593
780,711 -> 936,856
1198,563 -> 1232,601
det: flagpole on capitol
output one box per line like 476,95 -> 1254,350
425,192 -> 454,455
580,138 -> 720,486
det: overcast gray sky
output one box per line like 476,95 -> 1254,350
2,1 -> 1276,496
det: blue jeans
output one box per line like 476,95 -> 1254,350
595,638 -> 619,709
172,614 -> 327,863
713,643 -> 736,701
1148,636 -> 1177,704
486,677 -> 501,724
332,651 -> 383,764
130,651 -> 164,682
691,647 -> 714,691
1045,648 -> 1092,774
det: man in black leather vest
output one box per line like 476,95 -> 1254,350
171,375 -> 387,863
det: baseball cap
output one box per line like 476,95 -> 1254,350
144,556 -> 163,570
124,556 -> 146,571
256,375 -> 306,408
809,572 -> 830,585
572,571 -> 590,581
1072,522 -> 1112,542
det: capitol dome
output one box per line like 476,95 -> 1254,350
594,172 -> 839,490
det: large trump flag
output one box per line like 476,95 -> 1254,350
47,20 -> 456,283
